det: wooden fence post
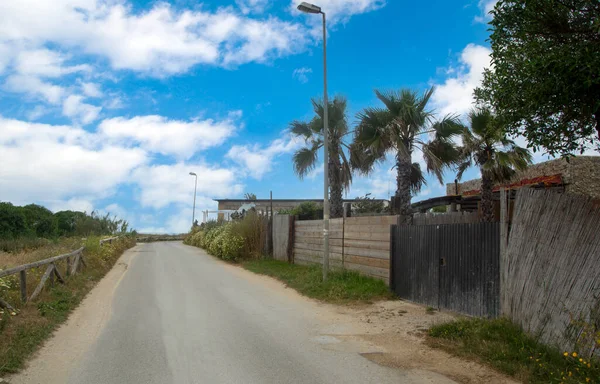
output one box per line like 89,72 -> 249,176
499,188 -> 509,315
287,215 -> 295,264
20,270 -> 27,303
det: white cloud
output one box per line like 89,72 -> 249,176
291,0 -> 386,24
80,81 -> 103,98
221,17 -> 309,66
63,94 -> 102,124
431,43 -> 492,117
4,74 -> 65,104
0,116 -> 147,206
0,1 -> 385,77
46,198 -> 95,213
293,67 -> 312,83
104,96 -> 125,109
27,105 -> 48,121
227,135 -> 304,179
236,0 -> 271,15
475,0 -> 498,23
15,49 -> 90,78
131,163 -> 243,209
99,115 -> 238,159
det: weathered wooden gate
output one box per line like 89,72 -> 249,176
390,222 -> 500,317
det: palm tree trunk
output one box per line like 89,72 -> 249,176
480,172 -> 495,222
395,154 -> 412,224
329,150 -> 344,219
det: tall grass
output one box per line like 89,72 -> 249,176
0,236 -> 136,375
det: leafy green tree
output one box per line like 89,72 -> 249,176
55,210 -> 86,237
291,96 -> 353,219
0,202 -> 29,239
21,204 -> 57,238
476,0 -> 600,156
351,87 -> 462,222
352,193 -> 388,215
456,108 -> 532,222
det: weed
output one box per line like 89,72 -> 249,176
428,318 -> 600,383
0,236 -> 136,375
426,306 -> 437,314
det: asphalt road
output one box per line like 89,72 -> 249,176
65,242 -> 425,384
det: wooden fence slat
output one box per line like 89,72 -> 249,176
0,247 -> 84,278
343,231 -> 390,241
0,297 -> 16,312
342,246 -> 390,260
344,255 -> 389,269
71,253 -> 81,275
53,263 -> 65,284
20,270 -> 27,303
29,264 -> 55,301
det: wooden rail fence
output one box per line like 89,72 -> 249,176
0,237 -> 119,312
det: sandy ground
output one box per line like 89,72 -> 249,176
7,243 -> 517,384
223,262 -> 518,384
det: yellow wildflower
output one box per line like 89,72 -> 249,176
588,363 -> 591,368
586,379 -> 591,383
569,371 -> 573,377
572,352 -> 578,357
564,352 -> 569,357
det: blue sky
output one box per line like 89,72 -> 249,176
0,0 -> 555,233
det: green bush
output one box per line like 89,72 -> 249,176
279,202 -> 323,220
185,216 -> 260,261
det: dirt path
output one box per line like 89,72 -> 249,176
7,246 -> 140,384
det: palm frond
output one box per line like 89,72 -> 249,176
338,149 -> 353,190
410,162 -> 427,195
431,114 -> 464,141
293,144 -> 321,178
455,157 -> 472,181
290,121 -> 313,139
422,139 -> 460,184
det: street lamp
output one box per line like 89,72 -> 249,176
297,1 -> 330,281
189,172 -> 197,227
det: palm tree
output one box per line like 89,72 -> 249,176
291,96 -> 353,219
350,87 -> 462,223
456,107 -> 532,222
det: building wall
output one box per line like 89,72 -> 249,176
217,200 -> 323,213
446,156 -> 600,200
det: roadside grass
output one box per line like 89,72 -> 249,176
427,317 -> 600,383
0,238 -> 82,268
0,236 -> 136,376
242,259 -> 394,303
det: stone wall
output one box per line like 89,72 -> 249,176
446,156 -> 600,200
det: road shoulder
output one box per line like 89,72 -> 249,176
7,246 -> 140,384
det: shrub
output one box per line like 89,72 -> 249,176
231,211 -> 265,259
279,202 -> 323,220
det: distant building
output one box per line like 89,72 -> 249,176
411,156 -> 600,215
446,156 -> 600,200
210,198 -> 388,221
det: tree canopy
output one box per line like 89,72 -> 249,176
476,0 -> 600,156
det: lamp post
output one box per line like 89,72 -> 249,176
297,1 -> 329,281
189,172 -> 197,227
